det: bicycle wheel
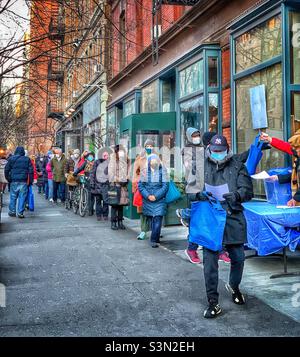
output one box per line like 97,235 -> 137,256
73,187 -> 80,214
79,187 -> 88,217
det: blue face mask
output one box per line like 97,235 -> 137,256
145,147 -> 152,155
87,156 -> 94,162
211,150 -> 227,161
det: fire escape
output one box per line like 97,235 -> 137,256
46,11 -> 65,121
152,0 -> 199,65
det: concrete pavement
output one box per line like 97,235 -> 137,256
0,188 -> 300,336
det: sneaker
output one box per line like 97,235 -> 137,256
176,209 -> 189,227
204,303 -> 222,318
57,199 -> 61,203
8,211 -> 16,217
151,242 -> 159,248
97,216 -> 102,221
49,198 -> 54,203
219,251 -> 231,264
17,214 -> 25,219
137,232 -> 146,240
225,283 -> 246,305
185,249 -> 201,264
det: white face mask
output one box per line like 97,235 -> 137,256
74,154 -> 80,159
118,151 -> 125,159
192,137 -> 201,145
56,154 -> 61,158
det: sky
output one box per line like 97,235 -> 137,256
0,0 -> 30,87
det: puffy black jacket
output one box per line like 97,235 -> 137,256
4,147 -> 34,184
203,149 -> 253,245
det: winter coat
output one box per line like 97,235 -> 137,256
4,147 -> 34,185
36,158 -> 45,186
42,157 -> 49,180
64,158 -> 75,174
182,128 -> 205,201
0,159 -> 8,183
138,164 -> 169,217
51,155 -> 67,183
203,148 -> 253,245
46,161 -> 53,180
108,154 -> 129,184
90,159 -> 109,195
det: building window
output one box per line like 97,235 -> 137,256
161,80 -> 174,112
291,92 -> 300,133
208,57 -> 218,87
141,81 -> 159,113
119,11 -> 126,71
291,12 -> 300,84
235,14 -> 282,73
107,109 -> 116,146
179,96 -> 204,146
179,60 -> 204,98
123,99 -> 135,117
209,93 -> 218,132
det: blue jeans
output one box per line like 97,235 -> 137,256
48,179 -> 53,200
150,216 -> 163,244
44,180 -> 49,199
53,181 -> 66,202
9,182 -> 28,215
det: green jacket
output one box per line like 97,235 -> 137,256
51,155 -> 67,183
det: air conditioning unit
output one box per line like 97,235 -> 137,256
151,25 -> 162,38
94,64 -> 103,73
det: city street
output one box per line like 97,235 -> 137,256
0,189 -> 300,337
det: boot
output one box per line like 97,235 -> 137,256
111,221 -> 118,230
118,220 -> 126,230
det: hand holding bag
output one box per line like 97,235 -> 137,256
189,192 -> 227,251
245,134 -> 264,175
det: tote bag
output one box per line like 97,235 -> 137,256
28,185 -> 34,212
107,184 -> 121,206
189,193 -> 226,252
165,180 -> 181,204
133,189 -> 143,207
245,135 -> 264,175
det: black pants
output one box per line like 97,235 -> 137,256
53,181 -> 66,202
91,194 -> 109,217
111,205 -> 123,222
203,244 -> 245,304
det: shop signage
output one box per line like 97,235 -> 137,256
249,84 -> 268,129
83,90 -> 101,125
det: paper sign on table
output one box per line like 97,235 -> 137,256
251,171 -> 270,180
205,183 -> 229,202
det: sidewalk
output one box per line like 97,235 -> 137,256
125,217 -> 300,323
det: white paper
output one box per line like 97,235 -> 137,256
205,183 -> 229,202
251,171 -> 270,180
276,205 -> 298,209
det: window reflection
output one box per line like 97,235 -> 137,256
179,60 -> 204,98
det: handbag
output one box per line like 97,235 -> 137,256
28,185 -> 34,212
119,187 -> 129,206
245,134 -> 264,175
107,184 -> 121,205
165,180 -> 181,204
133,189 -> 143,207
189,193 -> 227,251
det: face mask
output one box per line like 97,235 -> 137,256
74,154 -> 80,159
192,137 -> 201,145
118,152 -> 125,159
56,154 -> 60,158
87,156 -> 94,162
145,147 -> 152,155
211,150 -> 227,162
40,158 -> 44,162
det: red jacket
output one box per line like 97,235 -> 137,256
271,137 -> 293,156
31,159 -> 38,180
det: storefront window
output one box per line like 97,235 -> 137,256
179,96 -> 204,146
290,12 -> 300,84
141,81 -> 159,113
162,81 -> 173,112
179,60 -> 204,98
123,99 -> 135,117
291,92 -> 300,134
107,110 -> 116,146
235,15 -> 282,73
236,64 -> 284,196
208,57 -> 218,87
209,93 -> 218,132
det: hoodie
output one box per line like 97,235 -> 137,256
4,146 -> 34,184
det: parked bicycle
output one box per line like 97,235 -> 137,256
72,174 -> 89,217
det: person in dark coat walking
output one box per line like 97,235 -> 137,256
200,135 -> 253,318
90,149 -> 110,221
35,155 -> 45,194
5,146 -> 34,218
138,154 -> 169,248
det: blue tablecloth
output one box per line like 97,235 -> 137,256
242,201 -> 300,256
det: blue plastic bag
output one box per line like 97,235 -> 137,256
189,193 -> 227,251
264,167 -> 292,205
245,134 -> 264,175
165,180 -> 181,204
28,185 -> 34,212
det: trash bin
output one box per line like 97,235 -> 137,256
264,167 -> 292,205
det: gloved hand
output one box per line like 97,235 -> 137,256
223,192 -> 240,205
196,191 -> 213,201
